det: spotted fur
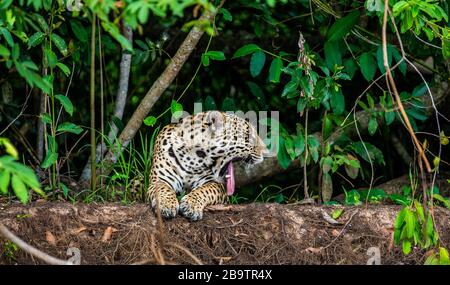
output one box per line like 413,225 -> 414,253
147,111 -> 268,221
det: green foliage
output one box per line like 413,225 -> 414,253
425,247 -> 450,265
0,138 -> 44,203
2,241 -> 19,262
202,51 -> 226,66
394,201 -> 439,255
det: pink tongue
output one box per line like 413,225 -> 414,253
226,162 -> 235,196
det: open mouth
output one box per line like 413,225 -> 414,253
219,158 -> 243,196
219,156 -> 255,196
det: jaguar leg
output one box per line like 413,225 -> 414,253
148,181 -> 179,219
179,182 -> 228,221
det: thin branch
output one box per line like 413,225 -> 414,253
0,223 -> 72,265
0,89 -> 32,136
382,0 -> 431,172
90,14 -> 97,191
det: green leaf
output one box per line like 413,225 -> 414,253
391,47 -> 406,75
330,89 -> 345,115
44,48 -> 57,68
0,27 -> 14,47
343,58 -> 357,79
0,170 -> 10,194
247,81 -> 266,106
439,247 -> 450,265
171,100 -> 183,119
70,20 -> 88,42
201,54 -> 210,66
395,208 -> 407,230
41,113 -> 52,124
51,34 -> 68,56
368,117 -> 378,135
250,51 -> 266,77
60,182 -> 69,198
281,80 -> 298,97
144,116 -> 157,127
138,6 -> 149,24
11,175 -> 28,204
433,194 -> 450,208
220,8 -> 233,21
402,240 -> 412,255
0,44 -> 10,57
406,108 -> 428,121
332,208 -> 344,219
307,135 -> 320,148
277,137 -> 291,169
268,58 -> 283,83
359,52 -> 376,81
221,97 -> 236,111
284,136 -> 296,160
57,122 -> 83,134
345,190 -> 361,206
389,194 -> 411,206
56,63 -> 71,77
323,115 -> 333,139
297,98 -> 306,113
344,156 -> 360,179
294,134 -> 305,156
33,13 -> 49,32
327,11 -> 360,42
376,45 -> 392,74
412,83 -> 427,97
324,40 -> 342,69
404,210 -> 414,239
0,0 -> 13,10
204,96 -> 217,110
352,141 -> 385,165
205,51 -> 225,61
321,156 -> 333,173
101,21 -> 133,51
232,44 -> 260,58
385,110 -> 395,125
41,150 -> 58,169
10,161 -> 41,193
28,32 -> 45,48
392,1 -> 409,14
0,138 -> 18,158
55,94 -> 74,116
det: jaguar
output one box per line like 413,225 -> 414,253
147,111 -> 270,221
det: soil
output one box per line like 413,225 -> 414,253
1,201 -> 449,265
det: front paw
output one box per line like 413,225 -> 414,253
151,196 -> 179,219
179,195 -> 205,221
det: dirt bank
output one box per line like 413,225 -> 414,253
1,201 -> 449,265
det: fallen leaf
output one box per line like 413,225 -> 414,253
45,231 -> 57,246
215,256 -> 232,265
72,226 -> 87,235
321,210 -> 340,225
206,205 -> 233,211
331,229 -> 340,237
305,247 -> 322,253
101,226 -> 118,242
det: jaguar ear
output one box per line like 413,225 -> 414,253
207,111 -> 224,133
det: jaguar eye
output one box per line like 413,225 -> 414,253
196,150 -> 206,158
